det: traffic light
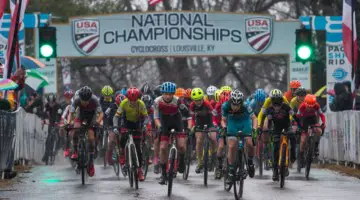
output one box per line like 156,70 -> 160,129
39,27 -> 57,59
295,29 -> 314,63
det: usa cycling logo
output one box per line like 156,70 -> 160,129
245,17 -> 273,53
332,68 -> 348,81
72,19 -> 100,55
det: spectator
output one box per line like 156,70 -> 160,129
330,81 -> 353,111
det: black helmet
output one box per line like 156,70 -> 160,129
47,93 -> 56,102
140,82 -> 152,95
79,86 -> 93,101
141,94 -> 153,108
154,85 -> 162,97
295,87 -> 307,97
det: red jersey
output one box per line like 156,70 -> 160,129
213,102 -> 223,126
297,102 -> 326,124
284,90 -> 294,102
189,100 -> 217,126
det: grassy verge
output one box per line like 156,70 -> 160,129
315,163 -> 360,179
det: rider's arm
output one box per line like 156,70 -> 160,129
113,101 -> 125,127
257,97 -> 271,127
221,102 -> 229,128
153,97 -> 161,128
67,99 -> 78,123
316,104 -> 326,124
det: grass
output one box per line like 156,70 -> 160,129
315,163 -> 360,179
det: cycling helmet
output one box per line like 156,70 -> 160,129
141,94 -> 153,108
79,86 -> 93,101
214,89 -> 222,102
127,87 -> 140,101
115,94 -> 125,105
220,85 -> 232,92
120,87 -> 127,96
64,89 -> 74,99
175,88 -> 186,98
254,89 -> 266,102
140,82 -> 152,95
191,88 -> 205,101
47,93 -> 56,102
154,85 -> 162,97
101,85 -> 114,96
290,80 -> 301,89
295,87 -> 307,97
304,94 -> 316,107
220,90 -> 231,104
185,88 -> 192,98
230,90 -> 244,105
270,89 -> 283,104
161,82 -> 176,94
206,85 -> 218,96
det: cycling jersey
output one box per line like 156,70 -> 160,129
290,97 -> 302,113
284,90 -> 294,102
296,102 -> 326,124
263,103 -> 293,127
213,102 -> 223,126
70,95 -> 102,121
44,102 -> 62,125
189,100 -> 217,127
100,96 -> 117,126
114,98 -> 148,124
222,101 -> 254,136
209,99 -> 217,108
257,96 -> 289,127
249,99 -> 263,117
100,96 -> 115,112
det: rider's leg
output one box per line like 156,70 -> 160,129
243,120 -> 255,178
195,132 -> 204,172
107,131 -> 116,164
272,133 -> 281,180
71,120 -> 81,159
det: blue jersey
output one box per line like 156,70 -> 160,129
222,101 -> 254,121
249,99 -> 264,116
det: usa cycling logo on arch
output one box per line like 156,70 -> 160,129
245,17 -> 273,53
72,19 -> 100,56
332,68 -> 349,81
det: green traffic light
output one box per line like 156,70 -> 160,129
40,44 -> 54,57
297,45 -> 312,60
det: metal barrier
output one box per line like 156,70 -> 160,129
0,108 -> 48,179
320,111 -> 360,164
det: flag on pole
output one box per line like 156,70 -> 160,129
0,1 -> 7,30
342,0 -> 358,108
148,0 -> 163,6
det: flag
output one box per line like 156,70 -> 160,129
148,0 -> 162,6
0,1 -> 7,30
342,0 -> 358,108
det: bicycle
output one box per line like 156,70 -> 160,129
43,122 -> 61,166
277,129 -> 296,188
141,128 -> 155,179
195,124 -> 214,186
304,124 -> 323,180
166,129 -> 181,197
122,129 -> 140,190
183,128 -> 194,180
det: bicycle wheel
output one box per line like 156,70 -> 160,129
296,142 -> 301,173
127,147 -> 133,188
234,150 -> 244,200
305,138 -> 313,180
258,137 -> 263,177
280,144 -> 286,188
223,149 -> 229,191
183,136 -> 192,180
103,131 -> 108,168
203,136 -> 209,186
79,141 -> 86,185
113,149 -> 120,178
130,145 -> 139,190
167,149 -> 176,197
142,142 -> 149,179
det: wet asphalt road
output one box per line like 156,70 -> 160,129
1,156 -> 360,200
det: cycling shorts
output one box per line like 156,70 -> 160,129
160,113 -> 185,141
227,117 -> 252,137
301,116 -> 318,131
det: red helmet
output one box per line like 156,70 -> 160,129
126,87 -> 140,101
64,89 -> 74,98
220,91 -> 231,104
185,88 -> 192,98
290,80 -> 301,89
304,94 -> 317,107
116,94 -> 125,105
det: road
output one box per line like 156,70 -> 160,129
1,157 -> 360,200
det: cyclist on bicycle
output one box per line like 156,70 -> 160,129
297,94 -> 326,166
68,86 -> 104,177
259,89 -> 294,181
284,80 -> 301,102
113,87 -> 149,182
222,90 -> 257,188
206,85 -> 218,107
60,90 -> 74,158
154,82 -> 191,185
189,88 -> 218,174
214,90 -> 230,179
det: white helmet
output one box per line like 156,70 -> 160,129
206,85 -> 218,96
230,90 -> 244,105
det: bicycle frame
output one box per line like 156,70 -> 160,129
278,134 -> 290,168
168,130 -> 178,164
126,130 -> 140,169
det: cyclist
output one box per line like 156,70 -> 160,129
140,82 -> 155,99
60,90 -> 74,158
249,89 -> 267,117
260,89 -> 294,181
290,87 -> 307,133
154,82 -> 191,185
214,90 -> 230,179
184,88 -> 193,107
206,85 -> 218,107
189,88 -> 218,174
68,86 -> 104,177
113,87 -> 149,182
297,94 -> 326,166
222,90 -> 257,188
154,85 -> 162,97
42,93 -> 62,165
284,80 -> 301,102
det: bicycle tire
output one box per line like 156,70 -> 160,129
130,145 -> 139,190
103,131 -> 108,168
203,136 -> 209,186
305,137 -> 313,180
258,137 -> 263,177
223,148 -> 230,191
167,149 -> 176,197
113,150 -> 120,178
127,147 -> 133,188
142,143 -> 149,179
296,143 -> 301,173
80,141 -> 86,185
280,144 -> 286,188
183,136 -> 192,180
234,150 -> 244,200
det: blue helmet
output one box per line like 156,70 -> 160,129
254,89 -> 266,102
120,87 -> 127,96
161,82 -> 176,94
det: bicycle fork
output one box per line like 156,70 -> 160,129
167,145 -> 178,173
278,136 -> 289,168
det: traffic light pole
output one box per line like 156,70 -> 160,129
34,13 -> 40,59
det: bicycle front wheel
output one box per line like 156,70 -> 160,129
131,145 -> 139,190
183,136 -> 192,180
142,143 -> 150,179
280,144 -> 287,188
258,137 -> 263,177
203,137 -> 209,186
305,138 -> 313,180
167,149 -> 176,197
234,150 -> 244,199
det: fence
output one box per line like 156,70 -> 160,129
0,108 -> 48,179
319,111 -> 360,165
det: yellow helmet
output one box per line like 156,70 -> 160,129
220,85 -> 232,92
214,89 -> 222,102
191,88 -> 205,101
101,85 -> 114,96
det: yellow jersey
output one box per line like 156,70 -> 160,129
290,97 -> 302,113
115,98 -> 148,122
257,96 -> 290,126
